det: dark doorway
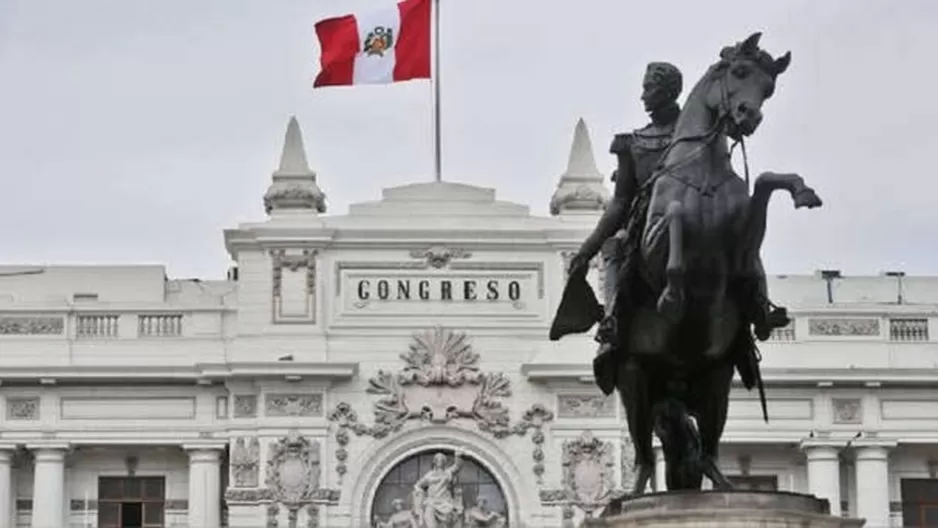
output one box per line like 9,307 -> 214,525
98,476 -> 165,528
120,502 -> 142,528
902,478 -> 938,527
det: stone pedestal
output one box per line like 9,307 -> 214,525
584,491 -> 865,528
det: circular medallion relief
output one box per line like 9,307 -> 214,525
371,450 -> 508,527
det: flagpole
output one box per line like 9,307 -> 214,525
431,0 -> 442,182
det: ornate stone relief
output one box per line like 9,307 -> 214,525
620,437 -> 637,491
832,398 -> 863,425
557,394 -> 616,419
266,430 -> 321,507
409,245 -> 472,268
808,318 -> 880,337
224,432 -> 339,524
265,393 -> 323,417
540,431 -> 616,519
327,327 -> 555,481
264,431 -> 339,528
6,397 -> 40,420
0,316 -> 63,335
233,395 -> 258,418
231,437 -> 261,487
270,249 -> 318,324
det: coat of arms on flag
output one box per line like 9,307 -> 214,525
364,27 -> 394,57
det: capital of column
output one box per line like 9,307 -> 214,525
854,441 -> 896,462
26,443 -> 70,462
183,444 -> 224,464
0,443 -> 17,463
800,441 -> 840,461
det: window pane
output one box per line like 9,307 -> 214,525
98,502 -> 120,525
143,478 -> 165,499
99,478 -> 123,500
143,503 -> 164,525
125,478 -> 142,498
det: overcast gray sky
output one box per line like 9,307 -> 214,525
0,0 -> 934,279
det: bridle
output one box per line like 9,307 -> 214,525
642,63 -> 755,193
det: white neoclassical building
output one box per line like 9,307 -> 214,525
1,117 -> 936,528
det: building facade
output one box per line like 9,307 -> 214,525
0,117 -> 936,528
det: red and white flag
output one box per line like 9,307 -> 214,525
313,0 -> 431,88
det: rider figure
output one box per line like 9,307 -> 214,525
569,62 -> 788,396
568,61 -> 684,394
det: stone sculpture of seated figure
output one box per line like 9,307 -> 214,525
464,497 -> 505,528
374,498 -> 419,528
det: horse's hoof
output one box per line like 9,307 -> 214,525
657,288 -> 684,323
794,188 -> 822,209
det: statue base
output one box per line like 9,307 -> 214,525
583,490 -> 865,528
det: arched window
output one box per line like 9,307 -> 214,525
371,450 -> 509,527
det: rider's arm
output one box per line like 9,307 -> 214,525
576,135 -> 637,260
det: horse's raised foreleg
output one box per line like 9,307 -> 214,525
644,201 -> 685,323
737,173 -> 821,338
738,172 -> 822,260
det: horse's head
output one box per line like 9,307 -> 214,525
705,32 -> 791,140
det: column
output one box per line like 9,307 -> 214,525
654,446 -> 667,492
30,445 -> 68,528
0,445 -> 14,528
187,447 -> 222,528
855,444 -> 891,528
802,443 -> 841,516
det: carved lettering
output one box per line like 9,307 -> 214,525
354,278 -> 523,302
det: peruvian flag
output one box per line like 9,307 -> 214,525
313,0 -> 431,88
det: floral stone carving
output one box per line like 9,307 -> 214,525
540,431 -> 616,519
231,437 -> 261,487
327,327 -> 554,481
409,245 -> 472,269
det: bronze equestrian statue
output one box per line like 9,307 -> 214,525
551,32 -> 821,493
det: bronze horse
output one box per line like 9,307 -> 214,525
615,33 -> 823,493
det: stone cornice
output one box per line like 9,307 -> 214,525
0,361 -> 358,383
522,365 -> 938,387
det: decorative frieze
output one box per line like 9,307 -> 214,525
7,397 -> 40,420
265,393 -> 323,417
270,249 -> 318,324
327,327 -> 555,482
0,316 -> 63,335
408,245 -> 472,269
557,394 -> 616,418
832,398 -> 863,425
808,318 -> 879,337
233,395 -> 258,418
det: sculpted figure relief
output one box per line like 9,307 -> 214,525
413,452 -> 464,528
464,497 -> 505,527
374,499 -> 420,528
552,32 -> 820,494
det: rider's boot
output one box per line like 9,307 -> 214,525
751,294 -> 790,341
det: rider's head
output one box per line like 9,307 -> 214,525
642,62 -> 683,112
